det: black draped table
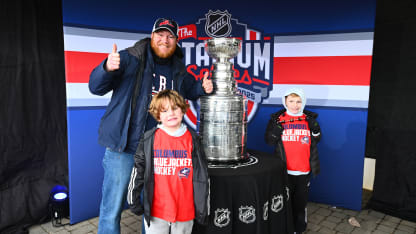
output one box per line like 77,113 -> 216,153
193,149 -> 293,234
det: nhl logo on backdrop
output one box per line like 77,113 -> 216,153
179,10 -> 274,130
205,10 -> 232,38
214,208 -> 231,228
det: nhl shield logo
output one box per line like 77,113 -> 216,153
286,186 -> 290,201
214,208 -> 231,228
263,201 -> 269,221
205,10 -> 232,38
271,195 -> 284,213
239,205 -> 256,224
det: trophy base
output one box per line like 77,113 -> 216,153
207,153 -> 258,169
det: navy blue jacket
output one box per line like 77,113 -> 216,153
89,38 -> 205,153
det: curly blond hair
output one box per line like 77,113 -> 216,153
148,89 -> 189,121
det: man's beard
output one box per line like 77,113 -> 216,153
150,39 -> 176,59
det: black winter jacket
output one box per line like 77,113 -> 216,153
264,109 -> 321,176
127,127 -> 209,226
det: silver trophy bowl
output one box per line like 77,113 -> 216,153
199,38 -> 247,162
205,38 -> 241,62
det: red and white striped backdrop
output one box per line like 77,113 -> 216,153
64,26 -> 373,109
269,32 -> 373,108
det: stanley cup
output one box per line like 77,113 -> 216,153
198,38 -> 247,162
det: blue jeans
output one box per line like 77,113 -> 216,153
98,148 -> 134,234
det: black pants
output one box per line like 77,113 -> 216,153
288,174 -> 311,233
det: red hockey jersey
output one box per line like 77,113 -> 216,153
280,113 -> 311,174
151,129 -> 195,222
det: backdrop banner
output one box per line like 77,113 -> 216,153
62,0 -> 376,223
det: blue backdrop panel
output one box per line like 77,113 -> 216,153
247,105 -> 367,210
308,107 -> 367,210
67,107 -> 106,224
62,0 -> 376,34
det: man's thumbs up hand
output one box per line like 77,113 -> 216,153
202,72 -> 213,94
106,43 -> 120,72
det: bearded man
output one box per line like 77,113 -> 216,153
89,18 -> 213,234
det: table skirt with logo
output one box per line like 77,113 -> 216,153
192,149 -> 293,234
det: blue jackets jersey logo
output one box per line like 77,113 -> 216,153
178,167 -> 191,178
301,136 -> 310,144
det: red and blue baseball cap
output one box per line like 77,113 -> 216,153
152,18 -> 178,38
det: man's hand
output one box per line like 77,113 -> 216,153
105,44 -> 120,72
202,72 -> 213,94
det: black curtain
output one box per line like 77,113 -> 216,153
0,1 -> 68,233
365,0 -> 416,221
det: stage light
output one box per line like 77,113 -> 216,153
49,185 -> 69,227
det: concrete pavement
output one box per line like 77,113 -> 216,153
28,191 -> 416,234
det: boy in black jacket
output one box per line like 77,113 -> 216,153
127,89 -> 209,234
265,88 -> 321,234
